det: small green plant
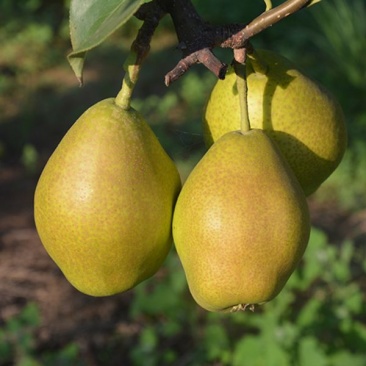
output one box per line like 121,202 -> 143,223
314,141 -> 366,211
313,0 -> 366,90
230,228 -> 366,366
0,303 -> 82,366
126,228 -> 366,365
0,303 -> 40,366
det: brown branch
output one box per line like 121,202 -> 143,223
134,0 -> 315,85
159,0 -> 228,84
221,0 -> 313,48
115,1 -> 166,107
132,0 -> 166,59
165,48 -> 227,86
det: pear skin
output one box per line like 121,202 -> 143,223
34,98 -> 181,296
173,129 -> 310,312
203,49 -> 347,195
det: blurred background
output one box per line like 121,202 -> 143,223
0,0 -> 365,365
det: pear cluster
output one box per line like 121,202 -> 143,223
173,129 -> 310,311
34,50 -> 346,311
203,49 -> 347,196
172,50 -> 346,312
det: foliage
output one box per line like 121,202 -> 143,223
0,0 -> 70,69
314,141 -> 366,211
0,303 -> 81,366
313,0 -> 366,90
68,0 -> 145,81
309,0 -> 366,209
123,227 -> 366,366
311,0 -> 366,143
1,227 -> 365,365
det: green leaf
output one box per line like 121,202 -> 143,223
329,351 -> 366,366
20,303 -> 40,327
296,297 -> 323,328
233,333 -> 290,366
67,52 -> 87,86
68,0 -> 145,83
298,336 -> 328,366
289,228 -> 328,291
203,323 -> 230,361
306,0 -> 322,7
232,336 -> 262,366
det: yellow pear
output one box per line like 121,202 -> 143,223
173,129 -> 310,312
203,49 -> 347,195
34,98 -> 181,296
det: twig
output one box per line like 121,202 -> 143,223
165,48 -> 227,86
133,0 -> 166,56
133,0 -> 315,84
222,0 -> 313,48
159,0 -> 229,85
115,1 -> 166,108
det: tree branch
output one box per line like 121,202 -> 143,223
159,0 -> 229,85
134,0 -> 316,85
133,0 -> 166,58
221,0 -> 313,48
115,1 -> 166,108
165,48 -> 227,86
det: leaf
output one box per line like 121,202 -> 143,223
203,323 -> 230,361
329,351 -> 366,366
289,228 -> 329,291
233,334 -> 290,366
68,0 -> 145,83
306,0 -> 322,7
68,52 -> 87,86
233,336 -> 262,366
298,337 -> 328,366
296,297 -> 323,328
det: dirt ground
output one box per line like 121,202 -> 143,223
0,163 -> 141,362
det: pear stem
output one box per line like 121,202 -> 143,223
115,2 -> 163,109
115,49 -> 142,110
233,49 -> 251,133
264,0 -> 273,11
247,49 -> 269,75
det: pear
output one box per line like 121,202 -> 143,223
34,98 -> 181,296
173,129 -> 310,312
203,49 -> 347,195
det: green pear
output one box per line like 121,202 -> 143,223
34,98 -> 181,296
203,49 -> 347,195
173,129 -> 310,312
